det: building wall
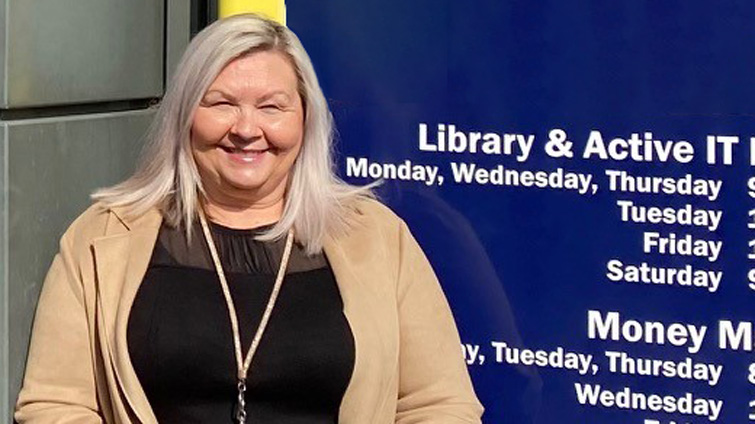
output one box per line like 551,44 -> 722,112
0,1 -> 191,420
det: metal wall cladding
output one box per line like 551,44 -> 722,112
2,109 -> 154,417
1,0 -> 164,108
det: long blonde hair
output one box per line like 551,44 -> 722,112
93,14 -> 372,254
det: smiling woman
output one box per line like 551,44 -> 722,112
14,13 -> 483,424
192,51 -> 305,229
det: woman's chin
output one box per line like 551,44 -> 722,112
216,174 -> 283,199
219,169 -> 270,191
223,179 -> 267,194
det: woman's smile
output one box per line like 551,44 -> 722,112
218,144 -> 270,164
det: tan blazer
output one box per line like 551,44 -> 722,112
15,199 -> 483,423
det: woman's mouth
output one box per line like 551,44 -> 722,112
219,145 -> 268,163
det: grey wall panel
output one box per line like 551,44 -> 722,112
166,0 -> 192,81
0,1 -> 7,107
0,124 -> 7,422
3,109 -> 154,420
3,0 -> 164,108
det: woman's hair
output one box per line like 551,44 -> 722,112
93,14 -> 372,254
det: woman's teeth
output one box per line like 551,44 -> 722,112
220,146 -> 265,161
221,146 -> 263,153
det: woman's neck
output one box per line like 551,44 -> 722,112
202,191 -> 285,229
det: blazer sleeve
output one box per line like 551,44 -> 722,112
15,227 -> 103,423
394,220 -> 484,423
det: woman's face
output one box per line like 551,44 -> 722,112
191,50 -> 304,205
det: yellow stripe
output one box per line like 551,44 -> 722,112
218,0 -> 286,24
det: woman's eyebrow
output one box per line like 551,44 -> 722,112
259,90 -> 293,102
202,89 -> 235,100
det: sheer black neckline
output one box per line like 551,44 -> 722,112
207,220 -> 277,236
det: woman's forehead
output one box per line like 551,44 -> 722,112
207,50 -> 298,95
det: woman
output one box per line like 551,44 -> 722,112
15,14 -> 483,423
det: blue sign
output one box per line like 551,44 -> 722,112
289,2 -> 755,423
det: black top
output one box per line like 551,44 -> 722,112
127,221 -> 355,423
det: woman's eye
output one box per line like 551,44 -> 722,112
260,104 -> 282,111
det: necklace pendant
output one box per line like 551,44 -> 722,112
235,379 -> 247,424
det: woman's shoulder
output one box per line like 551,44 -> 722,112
344,196 -> 405,232
60,202 -> 159,248
64,202 -> 114,238
43,203 -> 115,263
331,196 -> 417,254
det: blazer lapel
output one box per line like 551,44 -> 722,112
325,230 -> 399,424
92,208 -> 162,423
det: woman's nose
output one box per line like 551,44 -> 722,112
230,109 -> 263,140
